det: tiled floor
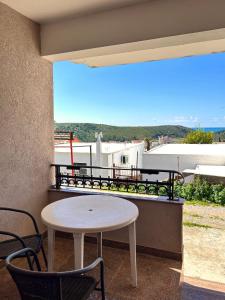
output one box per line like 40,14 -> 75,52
0,237 -> 182,300
1,237 -> 225,299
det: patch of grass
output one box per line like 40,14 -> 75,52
184,200 -> 219,207
209,215 -> 225,221
183,221 -> 213,229
183,212 -> 203,218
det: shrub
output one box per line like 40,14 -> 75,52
174,176 -> 225,205
183,130 -> 214,144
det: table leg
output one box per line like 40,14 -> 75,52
97,232 -> 102,257
73,233 -> 84,269
129,221 -> 137,287
47,228 -> 55,272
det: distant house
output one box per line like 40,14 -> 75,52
143,144 -> 225,182
55,142 -> 225,182
55,141 -> 144,178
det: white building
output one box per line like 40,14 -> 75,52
55,141 -> 144,178
55,141 -> 225,181
143,144 -> 225,181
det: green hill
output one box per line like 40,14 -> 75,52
55,123 -> 192,142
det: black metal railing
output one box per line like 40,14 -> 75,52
51,164 -> 184,201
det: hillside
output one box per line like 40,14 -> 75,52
55,123 -> 192,142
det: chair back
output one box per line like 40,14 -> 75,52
6,247 -> 104,300
6,248 -> 61,300
8,268 -> 61,300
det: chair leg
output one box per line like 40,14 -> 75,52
25,253 -> 34,271
31,256 -> 35,268
101,283 -> 105,300
41,245 -> 48,269
100,261 -> 105,300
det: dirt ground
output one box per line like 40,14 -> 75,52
183,203 -> 225,284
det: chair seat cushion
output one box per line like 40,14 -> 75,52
0,234 -> 42,259
61,276 -> 97,300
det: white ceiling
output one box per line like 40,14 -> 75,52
1,0 -> 147,23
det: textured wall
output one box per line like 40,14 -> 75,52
0,3 -> 53,235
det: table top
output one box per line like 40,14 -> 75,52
41,195 -> 139,233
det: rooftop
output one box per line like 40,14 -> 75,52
145,144 -> 225,156
55,142 -> 143,154
183,164 -> 225,177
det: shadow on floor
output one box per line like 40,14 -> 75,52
182,282 -> 225,300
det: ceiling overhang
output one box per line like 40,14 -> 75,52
2,0 -> 225,66
43,29 -> 225,67
41,0 -> 225,66
0,0 -> 146,23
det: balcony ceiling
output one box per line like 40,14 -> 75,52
1,0 -> 148,23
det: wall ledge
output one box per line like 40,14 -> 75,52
49,187 -> 185,205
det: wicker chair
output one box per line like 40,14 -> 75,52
6,247 -> 105,300
0,207 -> 47,268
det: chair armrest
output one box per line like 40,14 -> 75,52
59,257 -> 104,276
5,247 -> 41,271
0,231 -> 27,249
0,207 -> 40,234
6,248 -> 104,285
59,256 -> 105,291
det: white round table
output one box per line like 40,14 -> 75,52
41,195 -> 139,286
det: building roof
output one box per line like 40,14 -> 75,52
145,144 -> 225,156
183,165 -> 225,177
55,142 -> 143,154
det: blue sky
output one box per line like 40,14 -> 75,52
54,52 -> 225,128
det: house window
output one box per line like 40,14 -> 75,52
121,155 -> 128,164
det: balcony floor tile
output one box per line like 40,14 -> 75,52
0,237 -> 182,300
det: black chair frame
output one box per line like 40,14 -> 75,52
6,247 -> 105,300
0,207 -> 47,268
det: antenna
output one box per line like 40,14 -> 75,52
95,132 -> 103,139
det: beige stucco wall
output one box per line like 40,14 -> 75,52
0,3 -> 53,235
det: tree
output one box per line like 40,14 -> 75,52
144,138 -> 151,151
183,130 -> 214,144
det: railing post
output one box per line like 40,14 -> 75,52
156,180 -> 159,195
113,163 -> 116,178
108,176 -> 111,190
168,171 -> 174,200
82,175 -> 85,188
91,174 -> 93,189
171,172 -> 175,200
99,176 -> 102,190
74,173 -> 77,187
145,179 -> 148,194
55,165 -> 61,189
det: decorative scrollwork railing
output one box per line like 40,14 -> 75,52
51,164 -> 184,201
